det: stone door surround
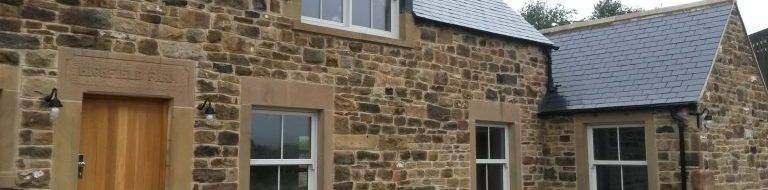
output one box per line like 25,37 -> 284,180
51,48 -> 195,190
0,65 -> 19,187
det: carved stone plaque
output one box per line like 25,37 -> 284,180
59,48 -> 194,106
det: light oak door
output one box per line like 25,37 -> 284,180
77,95 -> 168,190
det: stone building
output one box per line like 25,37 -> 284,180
750,28 -> 768,85
539,0 -> 768,189
0,0 -> 766,189
0,0 -> 556,189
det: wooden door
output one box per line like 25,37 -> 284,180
77,95 -> 168,190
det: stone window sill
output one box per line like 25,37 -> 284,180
292,21 -> 417,49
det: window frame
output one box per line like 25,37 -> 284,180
475,123 -> 511,190
249,109 -> 319,190
586,124 -> 647,190
300,0 -> 400,38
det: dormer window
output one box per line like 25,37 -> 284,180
301,0 -> 399,38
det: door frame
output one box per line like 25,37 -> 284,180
0,65 -> 20,187
52,48 -> 195,190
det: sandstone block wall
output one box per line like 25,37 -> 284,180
0,0 -> 550,189
697,8 -> 768,189
538,110 -> 701,190
536,115 -> 577,190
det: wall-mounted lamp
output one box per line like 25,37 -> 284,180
197,100 -> 216,121
43,88 -> 63,120
689,108 -> 714,130
702,111 -> 714,129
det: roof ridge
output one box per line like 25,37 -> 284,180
541,0 -> 733,35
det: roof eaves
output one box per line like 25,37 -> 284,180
538,101 -> 698,116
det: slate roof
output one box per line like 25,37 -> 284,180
750,28 -> 768,85
540,1 -> 734,113
412,0 -> 553,46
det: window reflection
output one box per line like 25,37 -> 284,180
283,115 -> 312,159
321,0 -> 343,22
352,0 -> 372,27
251,113 -> 282,159
250,110 -> 315,190
301,0 -> 320,18
371,0 -> 391,31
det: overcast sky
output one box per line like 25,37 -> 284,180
504,0 -> 768,34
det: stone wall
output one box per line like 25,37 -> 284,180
0,0 -> 550,189
697,8 -> 768,189
653,110 -> 698,190
538,110 -> 700,190
537,115 -> 577,190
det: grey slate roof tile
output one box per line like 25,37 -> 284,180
540,2 -> 733,113
412,0 -> 553,45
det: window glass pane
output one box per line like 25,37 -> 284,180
283,115 -> 312,159
592,128 -> 618,160
280,165 -> 310,190
622,165 -> 648,190
619,127 -> 646,161
476,127 -> 489,159
250,166 -> 278,190
352,0 -> 371,27
476,164 -> 487,190
595,165 -> 621,190
301,0 -> 320,18
486,164 -> 504,190
251,112 -> 282,159
489,127 -> 506,159
371,0 -> 391,31
322,0 -> 343,22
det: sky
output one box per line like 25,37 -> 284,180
504,0 -> 768,34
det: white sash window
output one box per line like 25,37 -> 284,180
250,109 -> 318,190
587,124 -> 648,190
301,0 -> 400,38
476,123 -> 510,190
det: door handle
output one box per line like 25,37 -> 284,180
77,154 -> 85,179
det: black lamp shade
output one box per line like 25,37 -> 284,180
47,98 -> 63,108
198,100 -> 216,116
203,105 -> 216,115
43,88 -> 63,108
